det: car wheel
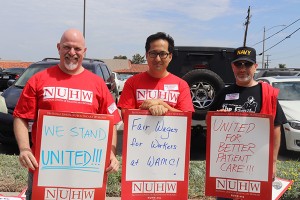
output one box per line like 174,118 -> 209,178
182,69 -> 225,120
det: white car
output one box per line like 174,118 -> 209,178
257,76 -> 300,152
112,72 -> 133,94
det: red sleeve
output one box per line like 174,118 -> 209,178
175,80 -> 195,112
13,77 -> 37,120
117,77 -> 137,109
97,79 -> 121,125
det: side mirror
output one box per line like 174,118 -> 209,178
7,79 -> 15,87
106,82 -> 112,90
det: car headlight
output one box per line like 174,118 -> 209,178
0,96 -> 8,114
288,120 -> 300,130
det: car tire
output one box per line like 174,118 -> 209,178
182,69 -> 225,120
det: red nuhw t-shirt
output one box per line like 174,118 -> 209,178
117,72 -> 194,112
14,65 -> 121,153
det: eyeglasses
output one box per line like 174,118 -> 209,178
233,61 -> 254,69
148,51 -> 169,59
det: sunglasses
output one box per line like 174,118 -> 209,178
233,61 -> 254,68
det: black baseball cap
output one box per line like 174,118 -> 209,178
232,46 -> 256,64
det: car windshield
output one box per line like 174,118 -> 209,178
14,63 -> 95,88
2,68 -> 25,74
118,73 -> 133,80
14,64 -> 51,87
273,82 -> 300,100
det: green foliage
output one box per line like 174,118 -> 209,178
131,53 -> 146,64
278,64 -> 286,68
113,55 -> 127,59
1,155 -> 299,199
0,154 -> 27,192
277,160 -> 300,199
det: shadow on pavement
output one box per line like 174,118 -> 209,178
278,149 -> 300,161
0,143 -> 19,155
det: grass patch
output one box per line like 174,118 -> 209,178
1,154 -> 299,199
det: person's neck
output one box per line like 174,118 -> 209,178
147,70 -> 169,79
58,64 -> 84,75
236,79 -> 258,87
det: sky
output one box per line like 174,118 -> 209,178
1,0 -> 300,68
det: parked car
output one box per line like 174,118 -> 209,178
257,76 -> 300,152
254,68 -> 300,80
0,58 -> 118,145
112,72 -> 133,94
0,67 -> 26,91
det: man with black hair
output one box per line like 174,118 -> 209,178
118,32 -> 194,115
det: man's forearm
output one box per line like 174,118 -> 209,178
273,125 -> 281,162
13,117 -> 30,150
111,125 -> 118,155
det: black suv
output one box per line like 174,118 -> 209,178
168,46 -> 235,120
0,58 -> 118,145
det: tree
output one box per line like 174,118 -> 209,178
131,53 -> 146,64
278,64 -> 286,68
113,55 -> 127,59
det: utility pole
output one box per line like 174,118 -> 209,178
262,26 -> 266,68
243,6 -> 251,47
265,55 -> 271,68
83,0 -> 86,38
83,0 -> 86,57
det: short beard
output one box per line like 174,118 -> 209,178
64,61 -> 78,71
235,74 -> 251,83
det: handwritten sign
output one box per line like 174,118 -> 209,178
272,178 -> 293,200
121,110 -> 192,200
32,110 -> 113,200
206,111 -> 274,200
0,189 -> 26,200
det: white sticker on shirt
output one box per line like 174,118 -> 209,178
225,93 -> 239,100
164,84 -> 178,91
108,102 -> 117,114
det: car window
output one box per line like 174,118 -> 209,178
94,64 -> 104,79
2,68 -> 25,73
264,71 -> 299,77
273,82 -> 300,100
101,65 -> 110,81
14,64 -> 51,87
119,73 -> 132,80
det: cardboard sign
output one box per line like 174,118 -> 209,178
272,178 -> 293,200
206,111 -> 274,200
0,189 -> 26,200
121,110 -> 192,200
32,110 -> 113,200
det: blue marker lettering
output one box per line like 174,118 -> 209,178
131,118 -> 150,131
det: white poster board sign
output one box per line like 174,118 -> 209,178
209,115 -> 270,180
125,114 -> 188,181
38,115 -> 110,188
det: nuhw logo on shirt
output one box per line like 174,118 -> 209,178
136,89 -> 179,104
43,87 -> 93,103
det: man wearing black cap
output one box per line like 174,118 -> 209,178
209,46 -> 287,200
